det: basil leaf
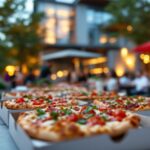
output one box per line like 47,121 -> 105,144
77,119 -> 87,124
63,109 -> 72,115
36,108 -> 45,116
138,98 -> 144,102
48,100 -> 52,103
102,115 -> 108,121
92,105 -> 97,109
24,95 -> 32,99
51,111 -> 59,120
126,100 -> 131,105
84,106 -> 93,113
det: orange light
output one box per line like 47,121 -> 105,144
90,68 -> 103,74
99,35 -> 107,44
83,57 -> 107,66
115,65 -> 125,77
22,64 -> 28,74
127,25 -> 133,32
125,54 -> 135,70
51,74 -> 57,80
63,70 -> 69,76
33,69 -> 40,77
103,67 -> 109,73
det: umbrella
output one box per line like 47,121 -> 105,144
42,49 -> 101,60
133,42 -> 150,53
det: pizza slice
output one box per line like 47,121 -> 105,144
4,95 -> 77,110
17,105 -> 140,142
94,96 -> 150,111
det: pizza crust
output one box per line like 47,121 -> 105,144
4,100 -> 46,110
17,111 -> 140,142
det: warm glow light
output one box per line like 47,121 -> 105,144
46,8 -> 55,16
99,35 -> 107,44
5,65 -> 16,76
90,68 -> 103,74
46,30 -> 55,37
45,36 -> 56,44
73,58 -> 80,73
57,10 -> 70,18
46,18 -> 56,28
61,26 -> 70,33
29,57 -> 37,64
51,74 -> 57,80
33,69 -> 40,77
121,47 -> 128,57
57,71 -> 64,78
63,70 -> 69,76
22,64 -> 28,74
140,54 -> 145,59
115,65 -> 125,77
109,37 -> 117,44
143,55 -> 150,64
83,57 -> 107,66
59,20 -> 70,26
125,55 -> 135,70
127,25 -> 133,32
103,67 -> 109,73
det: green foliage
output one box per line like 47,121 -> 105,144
106,0 -> 150,44
0,0 -> 44,70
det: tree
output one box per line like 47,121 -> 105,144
0,0 -> 44,71
105,0 -> 150,44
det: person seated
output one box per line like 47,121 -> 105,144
132,71 -> 149,96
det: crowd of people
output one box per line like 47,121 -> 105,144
105,71 -> 149,96
67,70 -> 150,96
0,64 -> 149,96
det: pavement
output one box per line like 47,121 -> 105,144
0,117 -> 18,150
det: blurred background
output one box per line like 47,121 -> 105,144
0,0 -> 150,95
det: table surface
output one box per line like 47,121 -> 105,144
0,117 -> 18,150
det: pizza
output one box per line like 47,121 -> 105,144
4,95 -> 77,110
17,105 -> 140,142
94,96 -> 150,112
68,90 -> 117,101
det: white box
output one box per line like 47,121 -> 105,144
8,112 -> 150,150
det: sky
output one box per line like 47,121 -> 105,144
0,0 -> 34,13
25,0 -> 34,13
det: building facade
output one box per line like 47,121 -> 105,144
34,0 -> 137,79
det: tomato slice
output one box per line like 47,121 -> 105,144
99,107 -> 108,112
112,110 -> 126,121
88,116 -> 105,126
16,98 -> 25,103
67,114 -> 79,122
91,90 -> 98,97
33,99 -> 44,105
116,99 -> 123,103
48,95 -> 53,99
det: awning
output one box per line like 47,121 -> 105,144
133,42 -> 150,53
42,49 -> 101,60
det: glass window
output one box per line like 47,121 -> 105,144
37,2 -> 75,45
